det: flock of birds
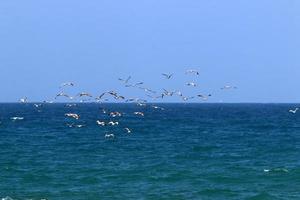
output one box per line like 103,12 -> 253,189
4,69 -> 300,138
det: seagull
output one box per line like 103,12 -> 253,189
118,76 -> 131,84
197,94 -> 212,101
55,92 -> 71,99
105,133 -> 115,139
34,104 -> 42,108
175,91 -> 183,97
77,92 -> 93,98
96,120 -> 106,126
186,82 -> 197,87
152,105 -> 165,110
19,97 -> 28,103
162,89 -> 174,96
108,121 -> 119,126
289,108 -> 299,114
162,73 -> 173,79
124,127 -> 132,134
11,117 -> 24,121
137,102 -> 147,107
185,69 -> 199,75
110,112 -> 122,117
139,87 -> 156,94
182,96 -> 194,101
221,85 -> 237,90
65,103 -> 77,107
134,112 -> 144,116
76,124 -> 85,128
65,113 -> 80,120
60,82 -> 74,88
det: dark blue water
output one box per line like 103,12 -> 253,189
0,103 -> 299,199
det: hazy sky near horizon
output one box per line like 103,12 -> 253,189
0,1 -> 299,102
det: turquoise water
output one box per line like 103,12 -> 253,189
0,103 -> 299,199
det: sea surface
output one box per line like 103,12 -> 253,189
0,103 -> 299,200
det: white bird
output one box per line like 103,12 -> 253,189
221,85 -> 237,90
289,108 -> 299,114
186,82 -> 197,87
11,117 -> 24,121
105,133 -> 115,138
108,121 -> 119,126
182,96 -> 194,101
65,113 -> 80,120
96,120 -> 106,126
134,112 -> 144,116
110,112 -> 122,117
19,97 -> 28,103
139,87 -> 156,94
77,92 -> 93,98
185,69 -> 199,75
152,105 -> 165,110
118,76 -> 131,84
162,89 -> 174,97
162,73 -> 173,79
34,104 -> 42,108
197,94 -> 212,101
124,127 -> 132,134
60,82 -> 74,88
55,92 -> 71,99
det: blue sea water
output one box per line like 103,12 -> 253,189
0,103 -> 299,200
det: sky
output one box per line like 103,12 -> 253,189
0,0 -> 299,103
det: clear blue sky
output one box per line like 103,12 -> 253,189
0,0 -> 299,102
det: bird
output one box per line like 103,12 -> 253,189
65,113 -> 80,120
134,112 -> 144,116
152,105 -> 165,110
108,121 -> 119,126
186,82 -> 197,87
55,92 -> 71,99
175,91 -> 183,97
110,112 -> 122,117
19,97 -> 28,103
289,108 -> 299,114
197,94 -> 212,101
76,124 -> 85,128
60,82 -> 74,88
11,117 -> 24,121
124,127 -> 132,134
185,69 -> 199,75
34,104 -> 42,108
162,89 -> 174,97
221,85 -> 237,90
105,133 -> 115,139
182,96 -> 194,101
118,76 -> 131,84
96,120 -> 106,126
162,73 -> 173,79
77,92 -> 93,98
139,87 -> 156,94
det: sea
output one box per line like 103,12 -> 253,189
0,103 -> 299,200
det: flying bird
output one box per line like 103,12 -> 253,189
162,73 -> 173,79
124,128 -> 132,134
77,92 -> 93,97
65,113 -> 80,120
19,97 -> 28,103
105,133 -> 115,139
186,82 -> 197,87
185,69 -> 199,75
289,108 -> 299,114
134,112 -> 144,116
60,82 -> 74,88
221,85 -> 237,90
